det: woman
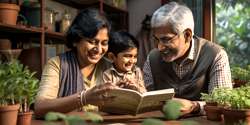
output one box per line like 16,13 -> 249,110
34,8 -> 115,117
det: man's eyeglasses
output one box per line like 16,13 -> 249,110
153,33 -> 181,45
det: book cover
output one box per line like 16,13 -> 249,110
100,88 -> 175,115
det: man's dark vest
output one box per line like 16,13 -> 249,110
149,36 -> 223,100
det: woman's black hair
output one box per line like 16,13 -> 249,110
108,31 -> 139,56
66,8 -> 111,49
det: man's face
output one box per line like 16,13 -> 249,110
153,25 -> 190,63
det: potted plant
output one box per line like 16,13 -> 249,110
201,88 -> 232,121
222,84 -> 250,125
0,0 -> 20,25
231,65 -> 250,87
14,61 -> 39,125
17,64 -> 38,125
0,61 -> 22,125
0,60 -> 39,125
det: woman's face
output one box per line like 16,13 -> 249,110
76,28 -> 109,66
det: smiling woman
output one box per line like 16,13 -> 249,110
34,8 -> 116,118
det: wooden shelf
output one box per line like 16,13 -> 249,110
53,0 -> 127,13
0,23 -> 42,34
45,30 -> 66,44
102,2 -> 128,13
53,0 -> 99,8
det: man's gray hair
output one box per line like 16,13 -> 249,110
151,2 -> 194,34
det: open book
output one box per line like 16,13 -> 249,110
100,88 -> 175,115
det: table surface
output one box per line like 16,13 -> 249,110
32,111 -> 222,125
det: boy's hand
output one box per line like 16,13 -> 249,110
116,79 -> 144,93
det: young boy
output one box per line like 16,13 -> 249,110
103,31 -> 146,93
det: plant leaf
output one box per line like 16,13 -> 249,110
142,118 -> 165,125
162,100 -> 182,120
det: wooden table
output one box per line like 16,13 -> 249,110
32,111 -> 222,125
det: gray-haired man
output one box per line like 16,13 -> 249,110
143,2 -> 232,116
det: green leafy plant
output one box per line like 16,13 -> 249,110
231,65 -> 250,81
0,61 -> 24,105
0,60 -> 39,113
216,1 -> 250,67
203,85 -> 250,109
45,112 -> 103,125
227,85 -> 250,109
201,87 -> 233,106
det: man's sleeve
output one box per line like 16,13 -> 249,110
208,49 -> 233,93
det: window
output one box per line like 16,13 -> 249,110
215,0 -> 250,66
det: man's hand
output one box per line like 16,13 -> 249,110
172,98 -> 199,116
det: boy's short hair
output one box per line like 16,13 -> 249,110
108,31 -> 139,56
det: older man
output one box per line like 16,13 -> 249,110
143,2 -> 232,115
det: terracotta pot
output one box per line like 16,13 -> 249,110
223,108 -> 250,125
0,49 -> 22,62
0,3 -> 20,25
0,39 -> 11,50
204,104 -> 222,121
0,104 -> 20,125
17,111 -> 33,125
206,102 -> 218,106
233,79 -> 248,88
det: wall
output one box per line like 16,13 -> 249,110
128,0 -> 161,36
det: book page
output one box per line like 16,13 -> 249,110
137,88 -> 175,114
100,88 -> 142,115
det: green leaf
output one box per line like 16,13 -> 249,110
162,100 -> 182,120
45,112 -> 66,121
180,120 -> 199,125
81,112 -> 103,122
142,118 -> 165,125
65,115 -> 86,125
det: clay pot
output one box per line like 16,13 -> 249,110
0,49 -> 22,62
204,104 -> 222,121
223,108 -> 250,125
0,39 -> 11,50
233,79 -> 248,88
0,3 -> 20,25
17,111 -> 33,125
0,104 -> 20,125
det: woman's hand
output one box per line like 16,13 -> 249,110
84,82 -> 116,106
172,98 -> 199,116
116,79 -> 145,93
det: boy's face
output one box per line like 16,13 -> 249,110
110,47 -> 138,73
